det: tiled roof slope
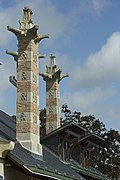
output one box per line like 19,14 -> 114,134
8,141 -> 85,180
0,110 -> 16,141
8,141 -> 111,180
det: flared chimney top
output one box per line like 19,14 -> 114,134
19,6 -> 35,30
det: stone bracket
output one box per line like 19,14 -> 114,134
38,54 -> 46,59
39,72 -> 52,80
6,50 -> 18,62
9,76 -> 17,87
60,73 -> 69,82
34,34 -> 49,43
7,26 -> 21,37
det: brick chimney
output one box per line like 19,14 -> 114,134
40,55 -> 68,134
7,7 -> 49,155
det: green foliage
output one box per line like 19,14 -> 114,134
39,108 -> 46,137
61,104 -> 120,179
91,129 -> 120,179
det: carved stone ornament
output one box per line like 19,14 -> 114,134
23,7 -> 33,23
33,54 -> 37,64
33,114 -> 37,124
49,121 -> 54,129
21,92 -> 27,101
49,90 -> 54,98
33,93 -> 37,104
21,52 -> 27,60
49,107 -> 54,114
20,112 -> 26,121
21,71 -> 27,81
33,73 -> 37,83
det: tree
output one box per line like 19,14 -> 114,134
93,129 -> 120,179
61,104 -> 106,135
39,108 -> 46,137
61,104 -> 120,179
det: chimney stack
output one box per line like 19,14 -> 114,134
7,7 -> 49,155
40,55 -> 69,134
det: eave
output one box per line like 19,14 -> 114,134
71,165 -> 111,180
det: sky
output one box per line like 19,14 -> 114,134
0,0 -> 120,131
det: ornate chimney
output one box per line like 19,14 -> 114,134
40,55 -> 68,134
7,7 -> 49,155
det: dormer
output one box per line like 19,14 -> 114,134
41,122 -> 104,169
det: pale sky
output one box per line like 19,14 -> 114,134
0,0 -> 120,131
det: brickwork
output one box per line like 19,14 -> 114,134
17,61 -> 38,73
16,123 -> 39,134
45,114 -> 58,121
40,55 -> 68,134
46,81 -> 59,91
17,83 -> 38,94
17,102 -> 39,114
46,79 -> 60,133
46,98 -> 60,106
16,9 -> 40,154
7,7 -> 49,154
46,120 -> 60,134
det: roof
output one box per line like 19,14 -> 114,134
0,110 -> 111,180
0,110 -> 16,141
71,165 -> 111,180
77,133 -> 105,147
42,122 -> 87,141
7,141 -> 111,180
41,122 -> 105,157
7,141 -> 85,180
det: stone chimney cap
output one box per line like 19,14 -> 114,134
23,6 -> 33,23
23,6 -> 33,14
50,54 -> 56,58
50,54 -> 56,66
